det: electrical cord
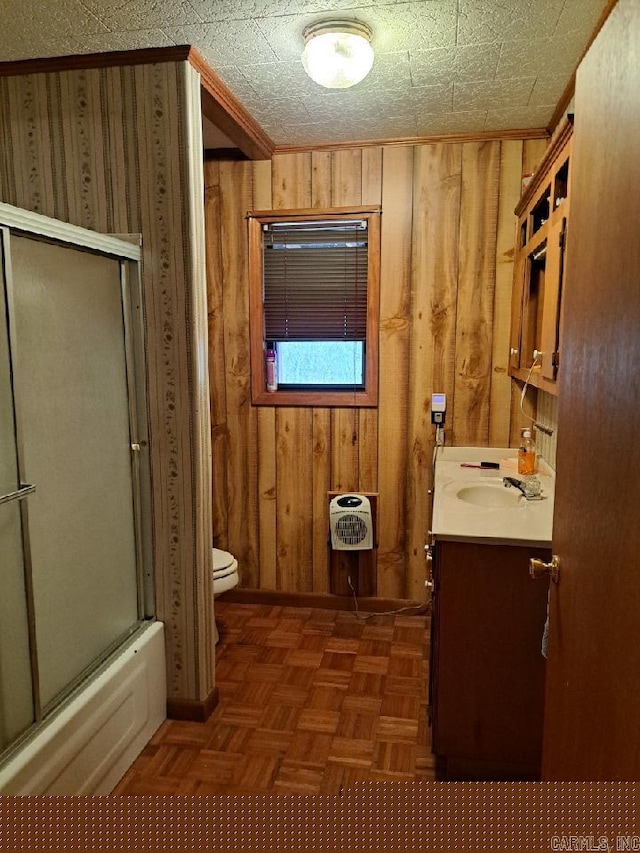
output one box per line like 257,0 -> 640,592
428,422 -> 446,547
519,352 -> 540,426
344,413 -> 444,622
432,424 -> 445,480
519,353 -> 555,437
347,574 -> 431,620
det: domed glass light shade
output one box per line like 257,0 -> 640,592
302,20 -> 374,89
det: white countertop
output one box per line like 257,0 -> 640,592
432,446 -> 555,547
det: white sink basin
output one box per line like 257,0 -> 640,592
455,483 -> 522,508
432,448 -> 555,546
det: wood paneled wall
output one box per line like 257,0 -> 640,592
206,137 -> 548,599
0,61 -> 215,708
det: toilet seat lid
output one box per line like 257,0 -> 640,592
212,547 -> 235,571
213,560 -> 238,580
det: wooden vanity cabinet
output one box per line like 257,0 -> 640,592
429,539 -> 551,780
509,117 -> 573,392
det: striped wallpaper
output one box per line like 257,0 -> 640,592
0,59 -> 214,707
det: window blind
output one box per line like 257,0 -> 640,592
263,219 -> 368,342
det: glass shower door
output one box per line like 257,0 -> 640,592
6,235 -> 141,711
0,232 -> 35,750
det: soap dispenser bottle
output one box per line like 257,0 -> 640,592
518,427 -> 537,475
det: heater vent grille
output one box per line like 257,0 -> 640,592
329,494 -> 373,551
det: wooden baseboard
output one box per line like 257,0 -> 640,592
218,587 -> 429,614
166,686 -> 219,722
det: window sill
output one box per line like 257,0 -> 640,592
251,388 -> 378,407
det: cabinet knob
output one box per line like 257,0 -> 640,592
529,555 -> 560,583
510,347 -> 519,356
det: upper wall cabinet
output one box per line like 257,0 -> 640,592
509,117 -> 573,393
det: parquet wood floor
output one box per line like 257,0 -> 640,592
113,602 -> 435,794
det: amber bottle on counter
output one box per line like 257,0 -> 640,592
517,427 -> 537,475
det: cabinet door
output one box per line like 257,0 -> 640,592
520,237 -> 548,371
508,252 -> 527,372
432,541 -> 550,777
508,123 -> 572,391
539,214 -> 567,381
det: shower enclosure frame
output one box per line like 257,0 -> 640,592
0,202 -> 155,764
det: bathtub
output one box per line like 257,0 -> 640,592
0,621 -> 166,794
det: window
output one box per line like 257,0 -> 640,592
248,207 -> 380,406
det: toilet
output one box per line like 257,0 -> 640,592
212,547 -> 239,643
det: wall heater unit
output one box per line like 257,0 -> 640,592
329,494 -> 374,551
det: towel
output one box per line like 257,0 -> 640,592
541,591 -> 550,658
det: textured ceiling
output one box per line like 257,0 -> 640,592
0,0 -> 610,149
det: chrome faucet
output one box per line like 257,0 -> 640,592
503,475 -> 543,500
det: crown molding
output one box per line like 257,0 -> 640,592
187,47 -> 274,161
273,126 -> 549,155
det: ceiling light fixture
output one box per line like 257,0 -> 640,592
301,19 -> 374,89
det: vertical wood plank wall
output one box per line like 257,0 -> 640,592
0,62 -> 215,707
206,136 -> 549,599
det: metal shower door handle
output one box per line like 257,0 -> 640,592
0,483 -> 36,507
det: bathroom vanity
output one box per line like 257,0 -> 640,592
429,447 -> 553,780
